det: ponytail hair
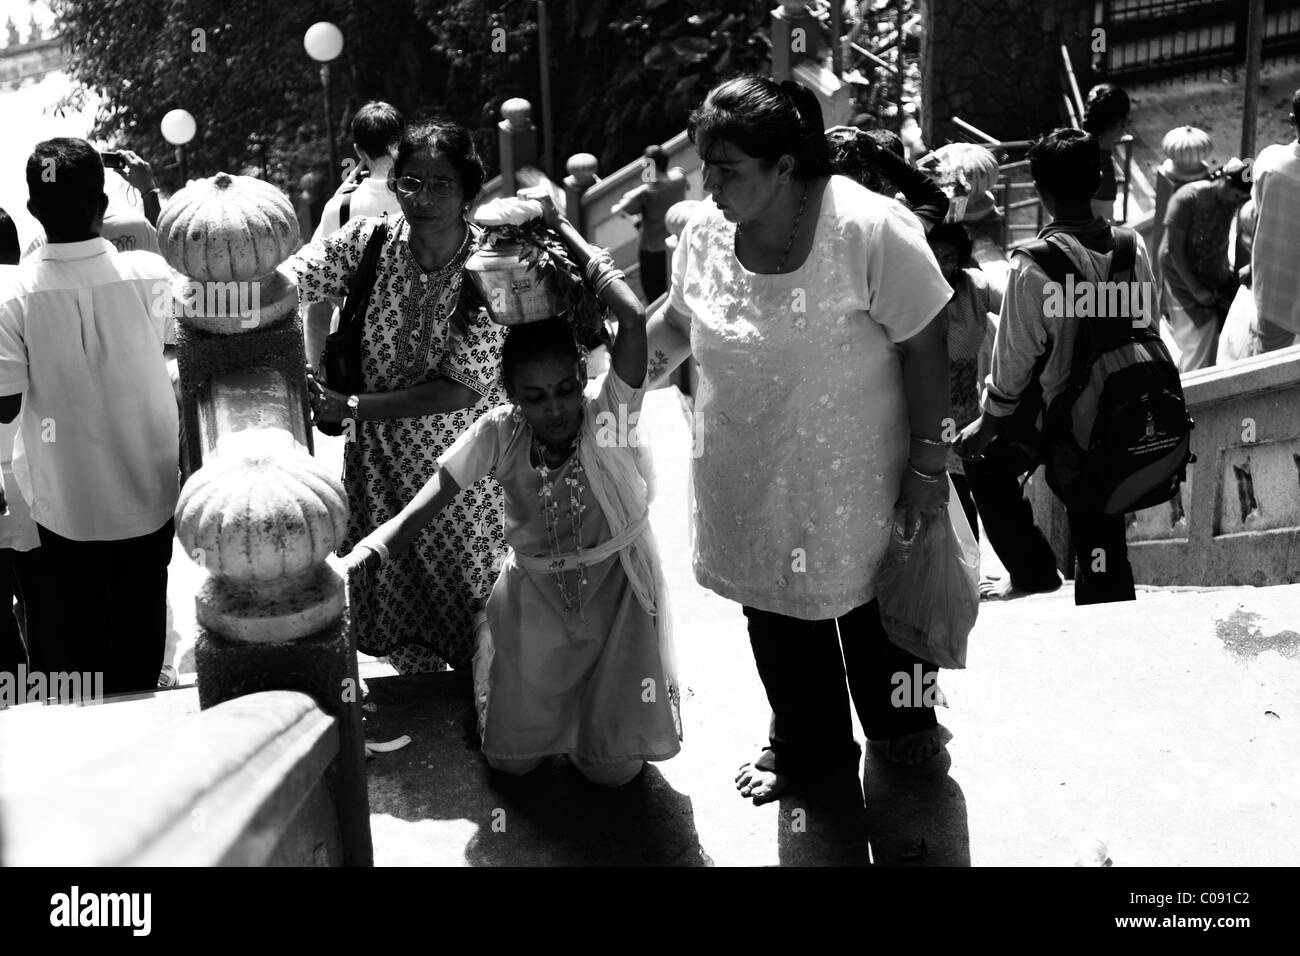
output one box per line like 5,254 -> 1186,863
688,75 -> 832,180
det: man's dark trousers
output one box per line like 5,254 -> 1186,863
638,248 -> 669,304
32,519 -> 174,695
962,440 -> 1062,593
963,439 -> 1135,604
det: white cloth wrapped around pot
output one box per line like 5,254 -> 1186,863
472,197 -> 545,228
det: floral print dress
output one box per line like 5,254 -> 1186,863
284,215 -> 508,672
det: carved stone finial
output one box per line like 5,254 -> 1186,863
566,153 -> 598,185
501,98 -> 533,131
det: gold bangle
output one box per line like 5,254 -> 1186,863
910,435 -> 948,448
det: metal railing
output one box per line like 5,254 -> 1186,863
1095,0 -> 1300,82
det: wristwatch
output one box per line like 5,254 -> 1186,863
346,394 -> 360,419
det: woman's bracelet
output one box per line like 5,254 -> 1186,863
907,463 -> 947,483
910,434 -> 949,448
354,537 -> 390,565
584,249 -> 615,285
592,266 -> 626,297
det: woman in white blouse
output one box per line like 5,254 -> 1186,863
646,77 -> 954,805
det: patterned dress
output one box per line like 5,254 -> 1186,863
284,215 -> 508,672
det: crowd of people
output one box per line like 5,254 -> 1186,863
1,71 -> 1298,806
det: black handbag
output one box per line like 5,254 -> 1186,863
316,219 -> 388,436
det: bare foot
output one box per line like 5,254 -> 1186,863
735,762 -> 791,805
884,729 -> 943,766
979,574 -> 1061,601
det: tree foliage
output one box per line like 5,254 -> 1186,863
415,0 -> 772,173
52,0 -> 441,192
51,0 -> 774,192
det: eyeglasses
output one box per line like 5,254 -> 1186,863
391,175 -> 461,198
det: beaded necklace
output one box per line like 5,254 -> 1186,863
533,432 -> 588,618
736,183 -> 809,273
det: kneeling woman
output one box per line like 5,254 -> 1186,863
339,192 -> 680,787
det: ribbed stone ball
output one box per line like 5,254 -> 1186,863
1161,126 -> 1213,169
176,442 -> 348,583
157,172 -> 301,283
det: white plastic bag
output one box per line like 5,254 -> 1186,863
1215,285 -> 1260,365
876,477 -> 980,669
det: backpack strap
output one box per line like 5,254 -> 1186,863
339,193 -> 352,228
1108,225 -> 1136,282
1014,238 -> 1076,288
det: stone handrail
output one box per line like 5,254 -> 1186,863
1128,343 -> 1300,586
0,690 -> 342,866
1024,343 -> 1300,587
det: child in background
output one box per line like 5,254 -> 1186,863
340,190 -> 681,787
927,222 -> 999,540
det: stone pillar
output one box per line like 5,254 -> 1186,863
498,98 -> 538,196
771,2 -> 826,82
564,153 -> 598,232
923,0 -> 1092,145
161,172 -> 372,867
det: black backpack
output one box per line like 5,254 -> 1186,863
1017,227 -> 1195,515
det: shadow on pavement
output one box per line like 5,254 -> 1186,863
775,766 -> 872,866
860,728 -> 970,866
363,672 -> 708,866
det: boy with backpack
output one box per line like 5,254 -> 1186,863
955,128 -> 1191,606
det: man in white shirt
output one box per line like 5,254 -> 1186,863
0,138 -> 178,695
1250,88 -> 1300,352
312,101 -> 405,240
304,101 -> 405,367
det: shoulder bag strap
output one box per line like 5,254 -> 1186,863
337,218 -> 388,335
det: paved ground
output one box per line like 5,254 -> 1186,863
268,386 -> 1299,867
1125,60 -> 1300,177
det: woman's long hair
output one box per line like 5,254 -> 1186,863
688,76 -> 832,179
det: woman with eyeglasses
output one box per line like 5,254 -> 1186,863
282,120 -> 508,675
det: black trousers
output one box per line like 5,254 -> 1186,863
744,600 -> 938,780
963,439 -> 1135,605
963,457 -> 1062,593
638,248 -> 669,304
32,519 -> 174,695
0,547 -> 50,675
1066,508 -> 1135,605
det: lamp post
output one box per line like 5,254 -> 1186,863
161,108 -> 197,183
536,1 -> 555,176
304,21 -> 344,187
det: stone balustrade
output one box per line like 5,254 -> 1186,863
165,174 -> 370,864
1128,345 -> 1300,586
0,690 -> 344,865
1026,344 -> 1300,588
